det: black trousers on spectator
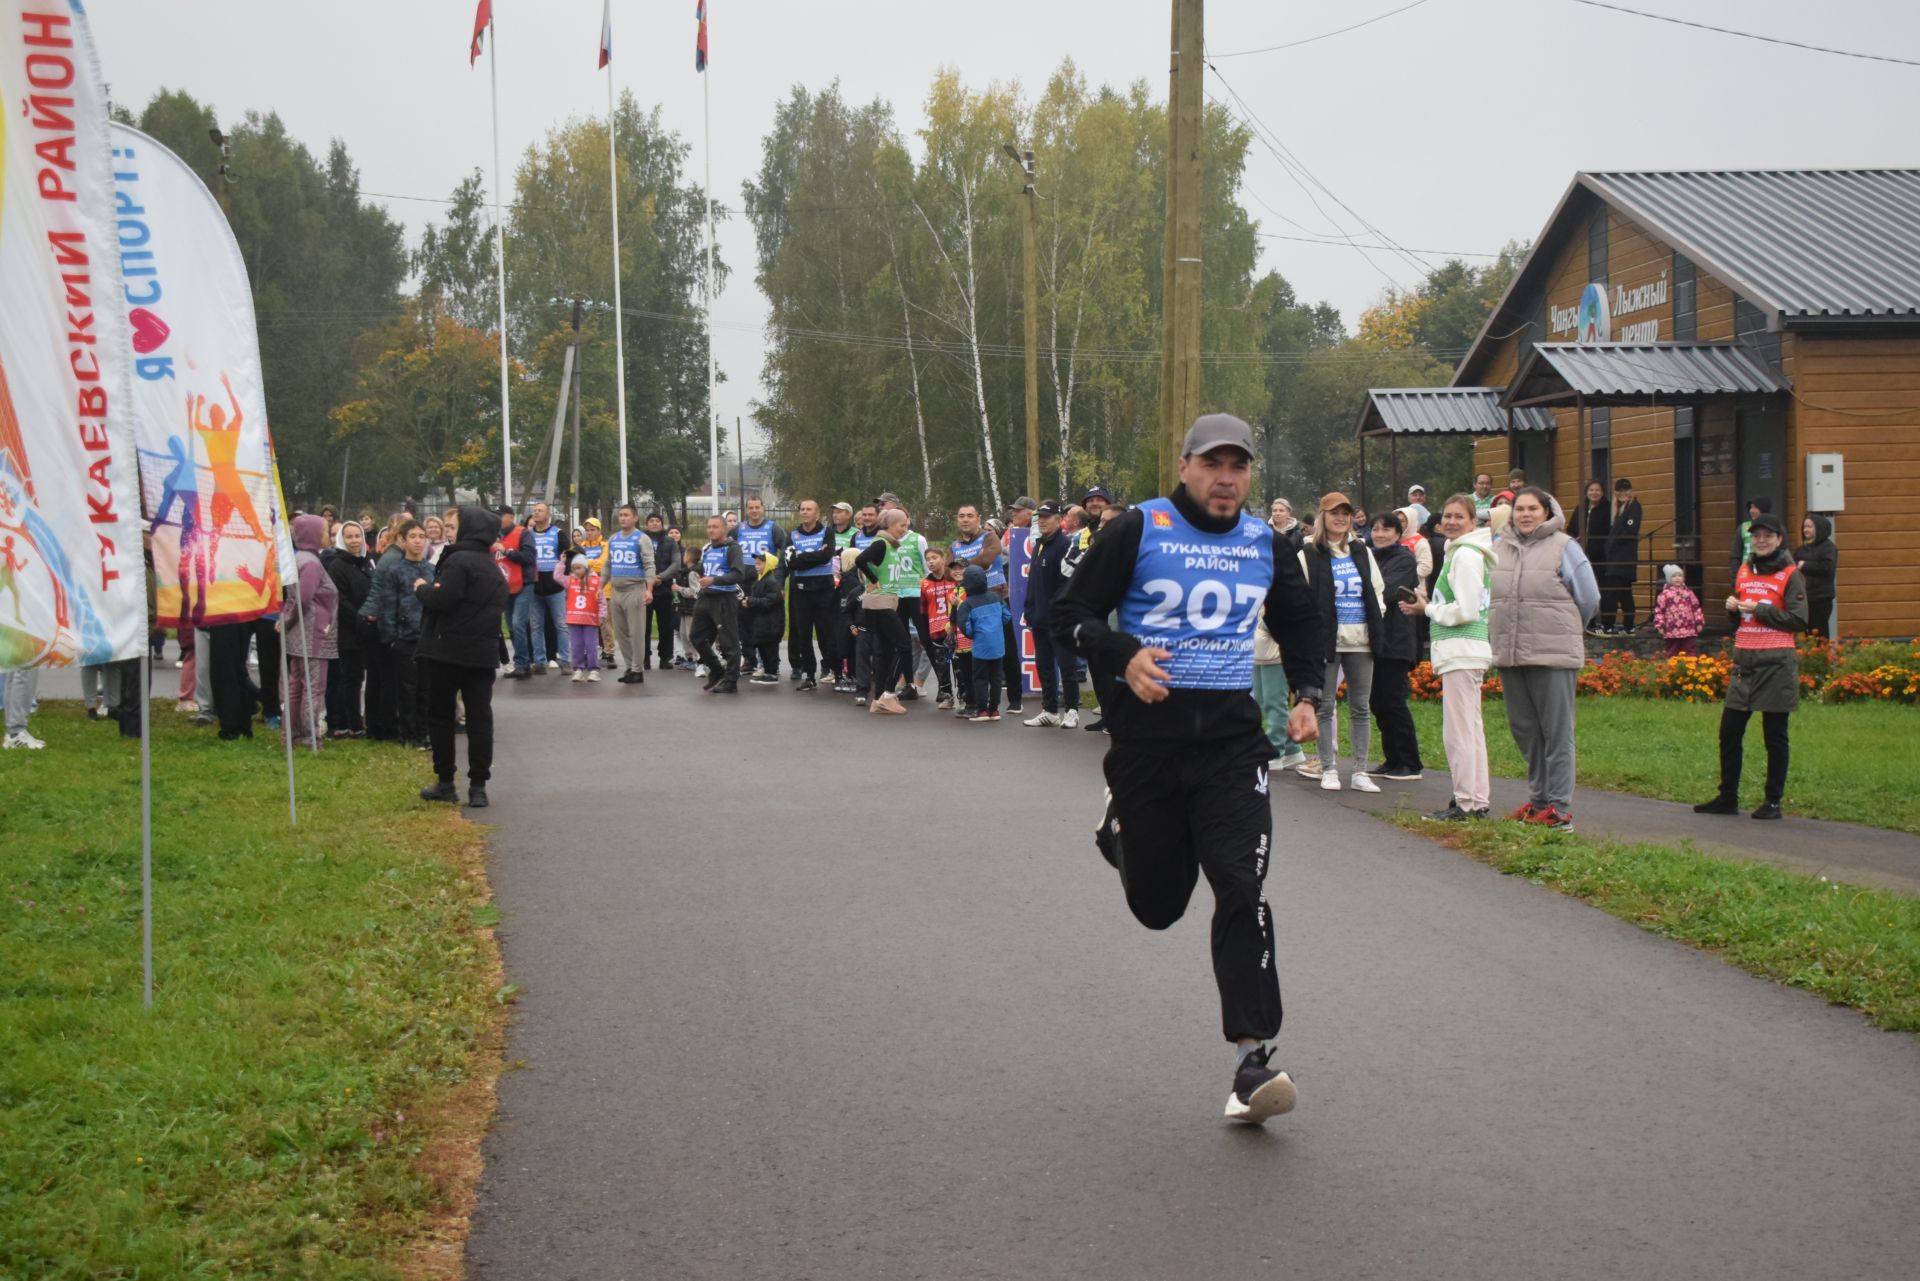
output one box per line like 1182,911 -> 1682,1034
391,639 -> 424,743
1371,657 -> 1422,772
1718,707 -> 1790,805
788,585 -> 839,678
107,657 -> 143,738
865,606 -> 909,699
327,650 -> 366,733
207,622 -> 254,738
1600,574 -> 1636,629
363,636 -> 397,740
651,583 -> 677,667
1102,733 -> 1282,1043
896,597 -> 933,691
251,617 -> 281,721
954,651 -> 975,710
1033,623 -> 1078,715
971,654 -> 1003,715
691,594 -> 741,681
1001,614 -> 1023,710
426,659 -> 495,786
923,633 -> 954,699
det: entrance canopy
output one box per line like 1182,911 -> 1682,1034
1504,341 -> 1787,408
1358,386 -> 1555,438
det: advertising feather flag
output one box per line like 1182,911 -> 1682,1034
599,0 -> 612,68
695,0 -> 707,71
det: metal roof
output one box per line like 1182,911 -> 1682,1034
1358,387 -> 1555,438
1583,169 -> 1920,321
1504,342 -> 1788,406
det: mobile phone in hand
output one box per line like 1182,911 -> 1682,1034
1394,585 -> 1420,604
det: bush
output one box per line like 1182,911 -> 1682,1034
1407,637 -> 1916,705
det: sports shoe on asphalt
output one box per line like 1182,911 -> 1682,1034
529,665 -> 546,676
466,786 -> 489,809
1061,709 -> 1080,728
1751,802 -> 1784,820
1024,710 -> 1062,728
872,692 -> 906,715
504,668 -> 530,680
419,781 -> 460,804
985,710 -> 1002,721
1319,769 -> 1342,792
1508,801 -> 1537,821
956,706 -> 976,719
4,730 -> 46,750
570,671 -> 585,683
798,675 -> 818,692
710,679 -> 739,694
832,679 -> 854,694
1693,796 -> 1739,815
970,710 -> 995,723
547,660 -> 560,671
1349,772 -> 1381,793
1376,766 -> 1424,782
1426,802 -> 1469,821
701,671 -> 719,691
1082,716 -> 1107,733
897,686 -> 919,701
854,694 -> 869,706
934,694 -> 953,710
1295,757 -> 1322,778
587,670 -> 601,682
750,672 -> 779,686
1224,1046 -> 1297,1124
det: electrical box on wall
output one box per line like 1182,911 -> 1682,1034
1806,453 -> 1845,511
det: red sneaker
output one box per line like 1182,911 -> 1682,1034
1527,805 -> 1574,831
1507,802 -> 1536,822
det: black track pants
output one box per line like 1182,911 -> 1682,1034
788,585 -> 839,677
1101,734 -> 1282,1043
427,660 -> 495,786
1718,707 -> 1790,805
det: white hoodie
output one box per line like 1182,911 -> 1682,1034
1424,525 -> 1495,676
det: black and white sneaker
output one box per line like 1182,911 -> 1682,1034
797,675 -> 818,691
1225,1046 -> 1297,1123
1093,787 -> 1123,871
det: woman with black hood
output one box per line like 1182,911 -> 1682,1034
417,507 -> 511,809
1795,514 -> 1838,642
323,521 -> 374,737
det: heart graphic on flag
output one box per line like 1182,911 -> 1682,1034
129,308 -> 171,355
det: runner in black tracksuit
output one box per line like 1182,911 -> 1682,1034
783,500 -> 840,690
1052,413 -> 1325,1124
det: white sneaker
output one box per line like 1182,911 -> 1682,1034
587,670 -> 601,682
172,658 -> 185,669
175,699 -> 198,714
570,671 -> 585,683
1024,711 -> 1062,728
1319,769 -> 1342,791
1062,709 -> 1080,728
548,659 -> 561,670
4,730 -> 45,750
1350,772 -> 1380,793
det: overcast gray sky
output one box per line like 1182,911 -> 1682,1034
91,0 -> 1920,451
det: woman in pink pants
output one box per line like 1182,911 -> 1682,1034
1406,494 -> 1494,820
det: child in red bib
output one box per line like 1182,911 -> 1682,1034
565,557 -> 605,681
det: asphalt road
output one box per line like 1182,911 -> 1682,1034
462,668 -> 1920,1281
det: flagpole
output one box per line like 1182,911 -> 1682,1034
608,54 -> 629,503
703,5 -> 719,517
490,9 -> 513,507
139,650 -> 153,1010
279,615 -> 297,826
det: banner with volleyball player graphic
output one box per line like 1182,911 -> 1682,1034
0,1 -> 146,670
111,122 -> 295,627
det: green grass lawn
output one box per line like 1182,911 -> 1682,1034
1391,698 -> 1920,834
1,702 -> 500,1279
1394,816 -> 1920,1032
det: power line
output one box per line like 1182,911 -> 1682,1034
1568,0 -> 1920,68
1209,0 -> 1436,59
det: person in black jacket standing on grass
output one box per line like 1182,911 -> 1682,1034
1367,512 -> 1425,781
418,508 -> 511,809
1052,413 -> 1325,1126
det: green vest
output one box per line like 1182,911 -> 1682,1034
890,532 -> 927,595
834,527 -> 857,551
1431,542 -> 1491,644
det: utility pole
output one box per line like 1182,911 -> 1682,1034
567,299 -> 584,530
1013,147 -> 1042,501
736,415 -> 746,507
1157,0 -> 1205,491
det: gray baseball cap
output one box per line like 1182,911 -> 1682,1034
1010,496 -> 1038,511
1181,413 -> 1256,459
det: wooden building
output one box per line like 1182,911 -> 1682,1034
1438,169 -> 1920,638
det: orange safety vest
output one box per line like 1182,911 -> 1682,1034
495,526 -> 526,594
1734,562 -> 1796,650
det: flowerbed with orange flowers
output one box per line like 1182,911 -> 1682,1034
1405,636 -> 1919,705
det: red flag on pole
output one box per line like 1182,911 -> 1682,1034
599,0 -> 612,68
470,0 -> 492,66
695,0 -> 707,71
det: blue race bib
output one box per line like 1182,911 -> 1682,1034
1115,498 -> 1273,690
